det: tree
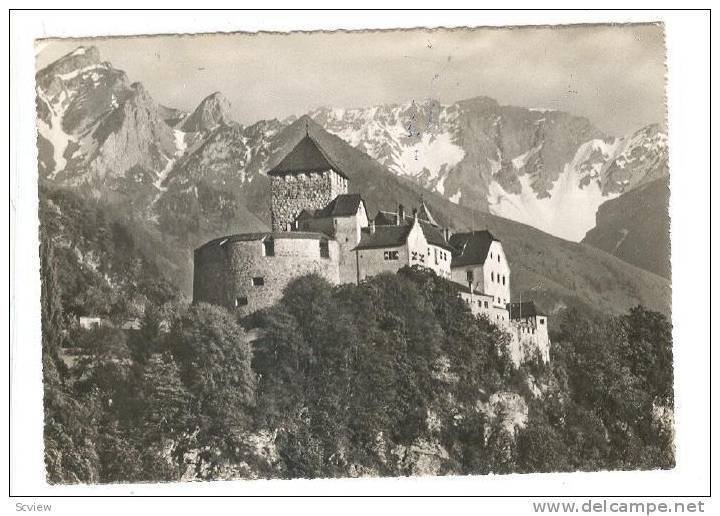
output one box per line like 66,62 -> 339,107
516,418 -> 570,473
41,238 -> 102,483
169,303 -> 256,479
136,352 -> 196,481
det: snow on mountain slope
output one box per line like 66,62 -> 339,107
311,101 -> 466,196
490,140 -> 620,240
37,47 -> 668,246
310,100 -> 668,242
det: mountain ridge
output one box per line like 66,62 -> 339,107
35,47 -> 671,316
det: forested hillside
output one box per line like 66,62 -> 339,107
42,237 -> 674,482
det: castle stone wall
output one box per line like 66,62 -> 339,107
356,245 -> 409,281
193,244 -> 228,308
193,234 -> 340,317
334,215 -> 366,284
271,170 -> 347,231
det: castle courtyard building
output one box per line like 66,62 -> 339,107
449,230 -> 511,308
355,205 -> 454,282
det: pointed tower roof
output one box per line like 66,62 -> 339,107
417,198 -> 439,226
267,133 -> 348,178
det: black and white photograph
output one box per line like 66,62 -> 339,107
7,8 -> 712,512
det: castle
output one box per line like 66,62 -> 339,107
193,131 -> 550,365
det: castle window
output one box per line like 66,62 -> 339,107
498,254 -> 500,263
484,301 -> 489,308
235,296 -> 248,307
263,239 -> 275,257
252,277 -> 264,287
319,240 -> 330,258
491,271 -> 495,282
539,318 -> 545,325
466,270 -> 474,283
502,275 -> 506,285
384,250 -> 399,261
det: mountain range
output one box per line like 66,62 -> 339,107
35,46 -> 671,316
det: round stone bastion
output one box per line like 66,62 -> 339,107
193,231 -> 340,316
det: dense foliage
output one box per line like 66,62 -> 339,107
40,198 -> 674,481
42,271 -> 674,481
40,187 -> 181,319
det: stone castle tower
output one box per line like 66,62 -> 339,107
268,132 -> 349,231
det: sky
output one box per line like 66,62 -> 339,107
35,24 -> 667,136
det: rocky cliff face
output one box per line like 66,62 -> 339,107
36,47 -> 177,191
180,91 -> 233,133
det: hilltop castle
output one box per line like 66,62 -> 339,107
193,131 -> 550,365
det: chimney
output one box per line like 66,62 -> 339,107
397,204 -> 404,225
369,220 -> 376,234
412,208 -> 418,220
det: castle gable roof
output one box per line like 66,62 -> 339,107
508,301 -> 544,319
314,193 -> 365,218
419,221 -> 454,251
449,230 -> 499,267
354,218 -> 453,252
267,134 -> 348,178
354,224 -> 412,251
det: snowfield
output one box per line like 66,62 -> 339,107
488,139 -> 627,241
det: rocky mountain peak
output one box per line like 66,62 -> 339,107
181,91 -> 233,132
37,46 -> 102,78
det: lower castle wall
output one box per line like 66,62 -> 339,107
507,319 -> 551,367
193,244 -> 228,308
456,290 -> 551,367
194,236 -> 340,316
